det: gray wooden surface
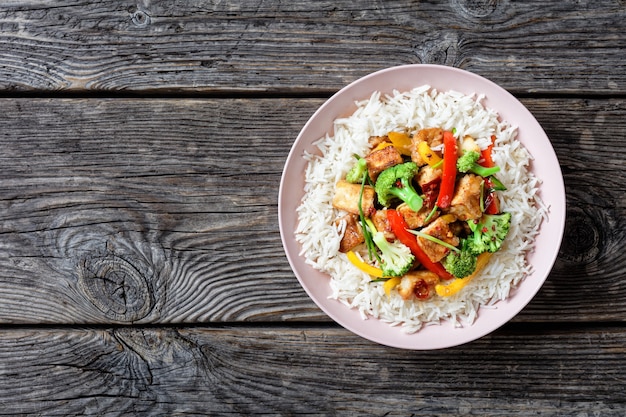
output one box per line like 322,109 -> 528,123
0,1 -> 625,416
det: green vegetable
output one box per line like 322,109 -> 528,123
486,175 -> 506,191
346,155 -> 368,184
406,229 -> 460,253
442,239 -> 478,278
365,219 -> 414,277
467,212 -> 512,254
358,173 -> 378,263
457,150 -> 501,177
374,162 -> 423,212
423,204 -> 439,224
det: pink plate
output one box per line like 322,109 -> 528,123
278,64 -> 565,349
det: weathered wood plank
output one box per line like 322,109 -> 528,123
0,97 -> 623,325
528,97 -> 626,321
0,0 -> 624,94
1,325 -> 625,416
0,97 -> 323,325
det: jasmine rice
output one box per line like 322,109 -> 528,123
295,86 -> 546,333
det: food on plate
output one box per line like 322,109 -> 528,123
296,86 -> 546,332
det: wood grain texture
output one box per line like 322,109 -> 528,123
0,0 -> 624,94
522,97 -> 626,322
0,2 -> 623,415
0,96 -> 623,325
1,325 -> 626,416
0,97 -> 322,324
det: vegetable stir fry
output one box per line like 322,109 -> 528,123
332,128 -> 511,300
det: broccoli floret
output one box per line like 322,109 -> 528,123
467,212 -> 512,254
373,233 -> 415,277
442,239 -> 478,278
374,162 -> 423,212
345,155 -> 368,184
366,219 -> 414,277
457,150 -> 500,177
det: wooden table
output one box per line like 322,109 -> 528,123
0,1 -> 624,415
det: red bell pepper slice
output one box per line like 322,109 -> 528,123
480,136 -> 499,214
479,135 -> 496,168
421,178 -> 441,209
483,178 -> 500,214
485,198 -> 499,214
436,130 -> 457,209
386,209 -> 453,280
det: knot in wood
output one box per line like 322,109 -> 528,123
559,207 -> 601,265
416,32 -> 460,66
453,0 -> 499,18
130,8 -> 151,28
78,255 -> 154,323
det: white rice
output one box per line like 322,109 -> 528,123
295,86 -> 546,333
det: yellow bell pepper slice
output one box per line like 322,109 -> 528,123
372,141 -> 394,152
346,251 -> 384,278
435,252 -> 492,297
383,277 -> 401,296
439,213 -> 457,224
387,131 -> 413,156
417,141 -> 442,167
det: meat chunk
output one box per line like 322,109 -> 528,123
416,165 -> 442,189
397,202 -> 439,229
415,216 -> 460,263
332,180 -> 375,216
371,209 -> 395,241
417,127 -> 444,148
397,270 -> 440,300
365,145 -> 403,182
448,174 -> 483,221
415,165 -> 442,208
368,135 -> 390,149
335,214 -> 364,253
461,135 -> 480,153
411,127 -> 443,166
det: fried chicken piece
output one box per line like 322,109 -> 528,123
411,127 -> 444,166
368,135 -> 390,149
365,145 -> 403,182
416,165 -> 442,189
396,202 -> 439,229
397,270 -> 440,300
415,216 -> 460,263
371,209 -> 395,241
335,214 -> 364,253
332,180 -> 375,216
448,174 -> 483,221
